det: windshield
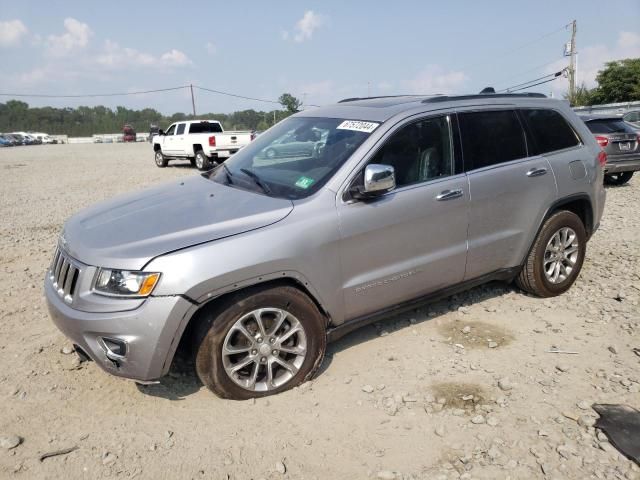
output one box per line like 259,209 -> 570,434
206,116 -> 377,199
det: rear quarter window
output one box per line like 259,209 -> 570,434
521,109 -> 581,154
458,110 -> 527,169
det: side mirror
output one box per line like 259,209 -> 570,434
158,129 -> 165,136
351,164 -> 396,199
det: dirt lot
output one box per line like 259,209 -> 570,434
1,143 -> 639,479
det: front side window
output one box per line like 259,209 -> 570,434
207,117 -> 375,199
165,124 -> 176,136
369,115 -> 453,187
458,110 -> 527,169
521,109 -> 580,154
176,123 -> 185,135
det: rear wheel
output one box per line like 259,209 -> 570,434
194,150 -> 211,170
154,150 -> 167,168
604,171 -> 633,185
194,285 -> 327,399
516,211 -> 586,297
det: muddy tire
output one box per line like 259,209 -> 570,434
194,285 -> 327,400
516,210 -> 586,297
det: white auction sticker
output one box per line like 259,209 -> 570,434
337,120 -> 380,133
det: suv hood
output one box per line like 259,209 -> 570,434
62,175 -> 293,270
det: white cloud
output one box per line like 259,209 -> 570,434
96,41 -> 192,69
0,19 -> 28,47
45,18 -> 92,56
404,65 -> 468,94
206,41 -> 217,55
545,30 -> 640,96
286,11 -> 326,43
161,49 -> 192,66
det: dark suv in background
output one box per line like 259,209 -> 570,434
580,114 -> 640,185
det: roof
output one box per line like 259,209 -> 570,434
297,92 -> 554,123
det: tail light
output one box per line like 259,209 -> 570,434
597,151 -> 607,168
595,135 -> 609,148
208,136 -> 216,147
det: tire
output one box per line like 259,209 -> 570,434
194,150 -> 211,171
194,285 -> 327,399
516,211 -> 587,297
154,150 -> 167,168
604,171 -> 633,186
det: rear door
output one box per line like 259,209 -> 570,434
337,114 -> 469,320
459,109 -> 557,280
173,123 -> 187,156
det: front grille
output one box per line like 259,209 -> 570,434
49,247 -> 80,303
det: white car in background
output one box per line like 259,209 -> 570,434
152,120 -> 255,170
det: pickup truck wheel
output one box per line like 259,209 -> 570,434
195,151 -> 211,170
194,285 -> 326,399
604,171 -> 633,186
154,150 -> 167,168
516,211 -> 586,297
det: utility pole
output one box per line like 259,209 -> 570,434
190,84 -> 197,117
568,20 -> 577,101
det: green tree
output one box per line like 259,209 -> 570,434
564,83 -> 594,107
278,93 -> 302,113
590,58 -> 640,104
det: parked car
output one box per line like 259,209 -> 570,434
0,135 -> 13,147
579,114 -> 640,185
623,110 -> 640,129
46,92 -> 605,399
258,128 -> 328,159
152,120 -> 255,170
123,124 -> 136,142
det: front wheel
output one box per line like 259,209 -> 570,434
516,210 -> 587,297
604,171 -> 633,186
194,285 -> 327,399
154,150 -> 167,168
194,150 -> 211,171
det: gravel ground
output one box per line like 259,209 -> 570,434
0,143 -> 639,480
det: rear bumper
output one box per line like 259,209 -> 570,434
45,277 -> 194,381
605,155 -> 640,173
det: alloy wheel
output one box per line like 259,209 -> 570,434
543,227 -> 579,284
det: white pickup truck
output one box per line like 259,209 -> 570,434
152,120 -> 255,170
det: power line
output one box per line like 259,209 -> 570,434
499,70 -> 565,92
459,22 -> 571,72
0,85 -> 189,98
493,58 -> 566,88
503,71 -> 565,93
194,85 -> 281,105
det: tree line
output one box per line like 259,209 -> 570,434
565,58 -> 640,106
0,93 -> 304,136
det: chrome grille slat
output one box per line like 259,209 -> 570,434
49,247 -> 81,303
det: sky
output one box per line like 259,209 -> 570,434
0,1 -> 639,114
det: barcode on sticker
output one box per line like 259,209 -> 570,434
337,120 -> 380,133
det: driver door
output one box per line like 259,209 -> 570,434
336,115 -> 469,320
162,124 -> 177,155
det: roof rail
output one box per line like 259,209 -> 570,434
422,92 -> 546,103
338,95 -> 425,103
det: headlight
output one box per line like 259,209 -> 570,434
93,269 -> 161,297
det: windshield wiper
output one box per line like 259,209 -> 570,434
240,168 -> 272,195
221,163 -> 234,184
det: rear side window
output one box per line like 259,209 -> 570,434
189,122 -> 223,134
522,109 -> 581,154
585,119 -> 637,134
458,110 -> 527,169
176,123 -> 185,135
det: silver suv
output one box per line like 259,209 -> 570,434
45,93 -> 606,399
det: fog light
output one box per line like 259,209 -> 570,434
98,337 -> 127,360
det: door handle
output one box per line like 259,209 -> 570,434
526,167 -> 547,177
436,189 -> 463,201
